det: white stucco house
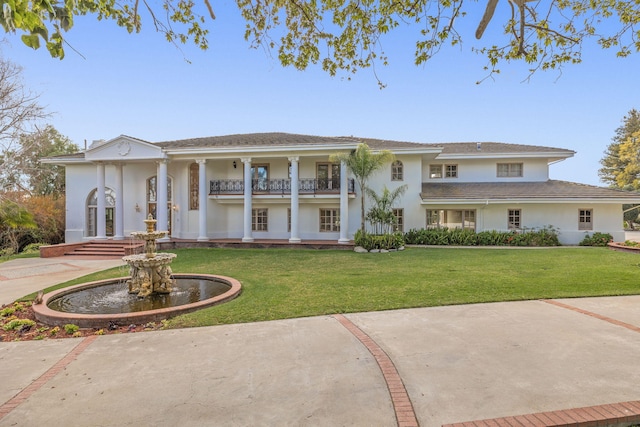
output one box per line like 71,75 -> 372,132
43,132 -> 640,245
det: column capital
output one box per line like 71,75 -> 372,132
288,156 -> 299,163
241,157 -> 252,164
196,158 -> 207,164
157,158 -> 169,165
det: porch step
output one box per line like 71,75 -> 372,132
64,240 -> 144,258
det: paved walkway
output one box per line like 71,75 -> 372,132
1,257 -> 640,426
0,257 -> 125,305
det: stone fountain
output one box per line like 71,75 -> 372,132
123,214 -> 177,298
33,215 -> 242,328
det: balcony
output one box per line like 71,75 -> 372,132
210,178 -> 355,195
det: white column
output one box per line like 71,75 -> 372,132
242,157 -> 254,242
339,160 -> 349,243
289,156 -> 301,243
113,163 -> 125,240
197,159 -> 209,241
157,159 -> 169,240
95,162 -> 107,240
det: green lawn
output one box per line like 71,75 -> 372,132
33,247 -> 640,328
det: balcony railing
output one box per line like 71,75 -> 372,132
210,178 -> 355,195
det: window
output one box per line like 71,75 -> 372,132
320,209 -> 340,232
429,165 -> 442,179
189,163 -> 199,210
579,209 -> 593,230
426,210 -> 440,228
391,160 -> 403,181
508,209 -> 521,229
497,163 -> 523,178
317,163 -> 340,190
392,208 -> 404,232
426,209 -> 475,230
147,175 -> 173,234
445,164 -> 458,178
252,208 -> 268,231
430,164 -> 457,179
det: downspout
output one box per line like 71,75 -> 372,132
479,200 -> 489,231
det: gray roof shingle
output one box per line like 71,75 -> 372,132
420,180 -> 640,201
155,133 -> 573,155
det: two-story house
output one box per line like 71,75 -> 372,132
44,133 -> 640,245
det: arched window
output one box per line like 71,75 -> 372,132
391,160 -> 403,181
189,163 -> 199,210
86,188 -> 116,237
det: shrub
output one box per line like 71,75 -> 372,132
21,243 -> 45,254
355,230 -> 405,251
64,324 -> 79,335
3,319 -> 36,331
579,232 -> 613,247
404,226 -> 561,247
0,306 -> 16,317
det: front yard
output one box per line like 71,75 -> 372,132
25,246 -> 640,329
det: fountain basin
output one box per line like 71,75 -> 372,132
33,274 -> 241,328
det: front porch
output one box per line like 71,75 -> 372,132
40,238 -> 354,258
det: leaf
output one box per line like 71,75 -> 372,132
21,33 -> 40,49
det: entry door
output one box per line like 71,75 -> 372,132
87,207 -> 115,237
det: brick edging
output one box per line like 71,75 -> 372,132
442,399 -> 640,426
542,299 -> 640,334
0,335 -> 98,420
333,314 -> 419,427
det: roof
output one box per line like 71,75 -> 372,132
155,133 -> 572,155
156,133 -> 357,149
420,181 -> 640,202
42,133 -> 575,161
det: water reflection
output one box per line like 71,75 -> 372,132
48,278 -> 231,314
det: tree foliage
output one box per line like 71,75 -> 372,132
0,197 -> 37,254
599,109 -> 640,189
330,143 -> 394,232
0,125 -> 79,196
1,0 -> 639,82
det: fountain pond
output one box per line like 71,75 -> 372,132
33,216 -> 241,328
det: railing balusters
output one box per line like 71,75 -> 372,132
209,178 -> 355,195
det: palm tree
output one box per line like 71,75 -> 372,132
330,143 -> 395,232
365,185 -> 408,235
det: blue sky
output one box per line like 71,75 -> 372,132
1,3 -> 638,186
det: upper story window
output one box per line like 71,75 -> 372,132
579,209 -> 593,230
189,163 -> 199,210
497,163 -> 523,178
429,164 -> 458,179
445,164 -> 458,178
429,165 -> 442,179
391,160 -> 403,181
